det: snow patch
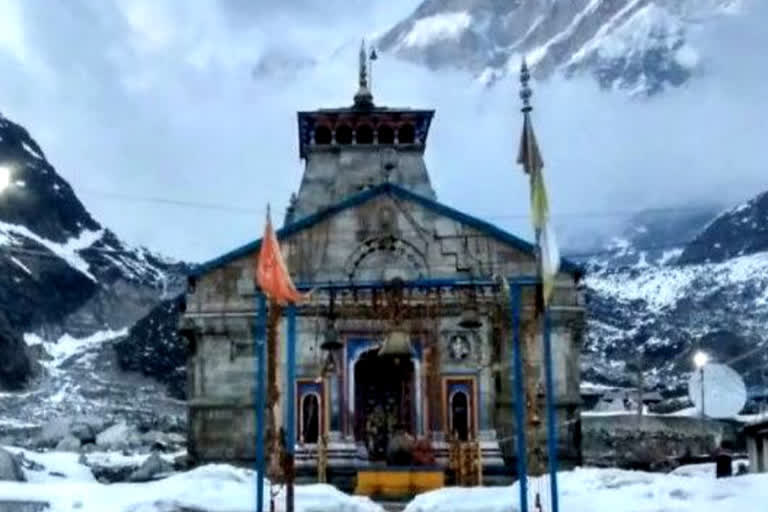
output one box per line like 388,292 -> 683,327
0,454 -> 383,512
21,141 -> 44,160
9,255 -> 32,275
401,12 -> 472,48
403,467 -> 768,512
24,329 -> 127,368
0,222 -> 103,281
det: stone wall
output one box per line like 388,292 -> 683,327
582,414 -> 742,470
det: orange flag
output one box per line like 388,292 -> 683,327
256,206 -> 305,305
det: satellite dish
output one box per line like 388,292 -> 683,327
687,363 -> 747,418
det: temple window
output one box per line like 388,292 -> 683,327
450,391 -> 470,442
300,393 -> 321,444
377,124 -> 395,144
356,124 -> 374,144
398,123 -> 415,144
314,125 -> 332,145
336,124 -> 353,145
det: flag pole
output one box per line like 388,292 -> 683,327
517,58 -> 560,512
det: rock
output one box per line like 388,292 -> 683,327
0,448 -> 25,482
0,501 -> 49,512
140,431 -> 185,452
15,453 -> 42,472
70,422 -> 96,444
95,422 -> 140,449
36,417 -> 72,448
129,453 -> 173,482
172,453 -> 191,472
89,464 -> 137,484
55,435 -> 81,452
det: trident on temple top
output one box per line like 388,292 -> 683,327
520,57 -> 533,114
354,39 -> 374,108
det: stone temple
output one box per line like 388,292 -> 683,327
180,54 -> 586,489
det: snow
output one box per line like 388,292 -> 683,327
24,329 -> 127,368
21,141 -> 44,160
659,247 -> 683,265
0,221 -> 103,281
404,467 -> 768,512
594,4 -> 684,61
527,0 -> 601,66
9,255 -> 32,274
0,449 -> 383,512
586,251 -> 768,314
401,12 -> 472,48
568,0 -> 644,65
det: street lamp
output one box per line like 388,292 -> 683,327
694,351 -> 710,369
694,350 -> 709,419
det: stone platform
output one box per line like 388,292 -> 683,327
355,467 -> 444,499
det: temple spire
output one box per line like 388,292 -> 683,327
354,39 -> 374,109
519,57 -> 533,114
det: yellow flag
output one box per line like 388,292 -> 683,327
518,113 -> 560,306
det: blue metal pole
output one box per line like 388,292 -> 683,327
286,304 -> 297,455
285,304 -> 297,512
510,284 -> 528,512
542,309 -> 559,512
254,293 -> 267,512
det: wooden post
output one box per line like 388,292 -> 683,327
522,310 -> 546,477
266,301 -> 283,480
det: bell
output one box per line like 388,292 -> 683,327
320,322 -> 342,352
458,307 -> 482,330
322,351 -> 338,376
378,330 -> 412,357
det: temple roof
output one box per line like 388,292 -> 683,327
191,183 -> 582,278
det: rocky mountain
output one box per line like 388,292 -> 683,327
377,0 -> 743,95
0,112 -> 186,390
115,296 -> 187,400
582,190 -> 768,400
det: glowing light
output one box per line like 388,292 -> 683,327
0,165 -> 11,193
693,350 -> 710,369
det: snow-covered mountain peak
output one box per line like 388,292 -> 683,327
0,112 -> 186,390
378,0 -> 747,95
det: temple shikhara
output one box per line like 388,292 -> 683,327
181,45 -> 586,493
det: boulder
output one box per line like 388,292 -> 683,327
15,452 -> 43,472
36,418 -> 72,448
0,448 -> 25,482
95,422 -> 140,449
69,422 -> 96,444
172,453 -> 191,472
129,453 -> 173,482
55,435 -> 81,452
89,464 -> 137,484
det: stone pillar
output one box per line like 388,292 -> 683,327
762,437 -> 768,473
747,437 -> 758,473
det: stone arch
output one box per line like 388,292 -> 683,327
356,124 -> 374,144
449,390 -> 470,441
299,392 -> 321,444
377,124 -> 395,144
398,123 -> 415,144
314,125 -> 332,145
345,235 -> 428,281
336,124 -> 353,145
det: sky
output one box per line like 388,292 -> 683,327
0,0 -> 766,262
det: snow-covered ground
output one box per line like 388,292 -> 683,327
0,447 -> 383,512
3,447 -> 767,512
405,467 -> 768,512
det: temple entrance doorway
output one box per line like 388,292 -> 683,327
354,350 -> 415,461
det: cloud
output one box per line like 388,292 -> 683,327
0,0 -> 765,262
